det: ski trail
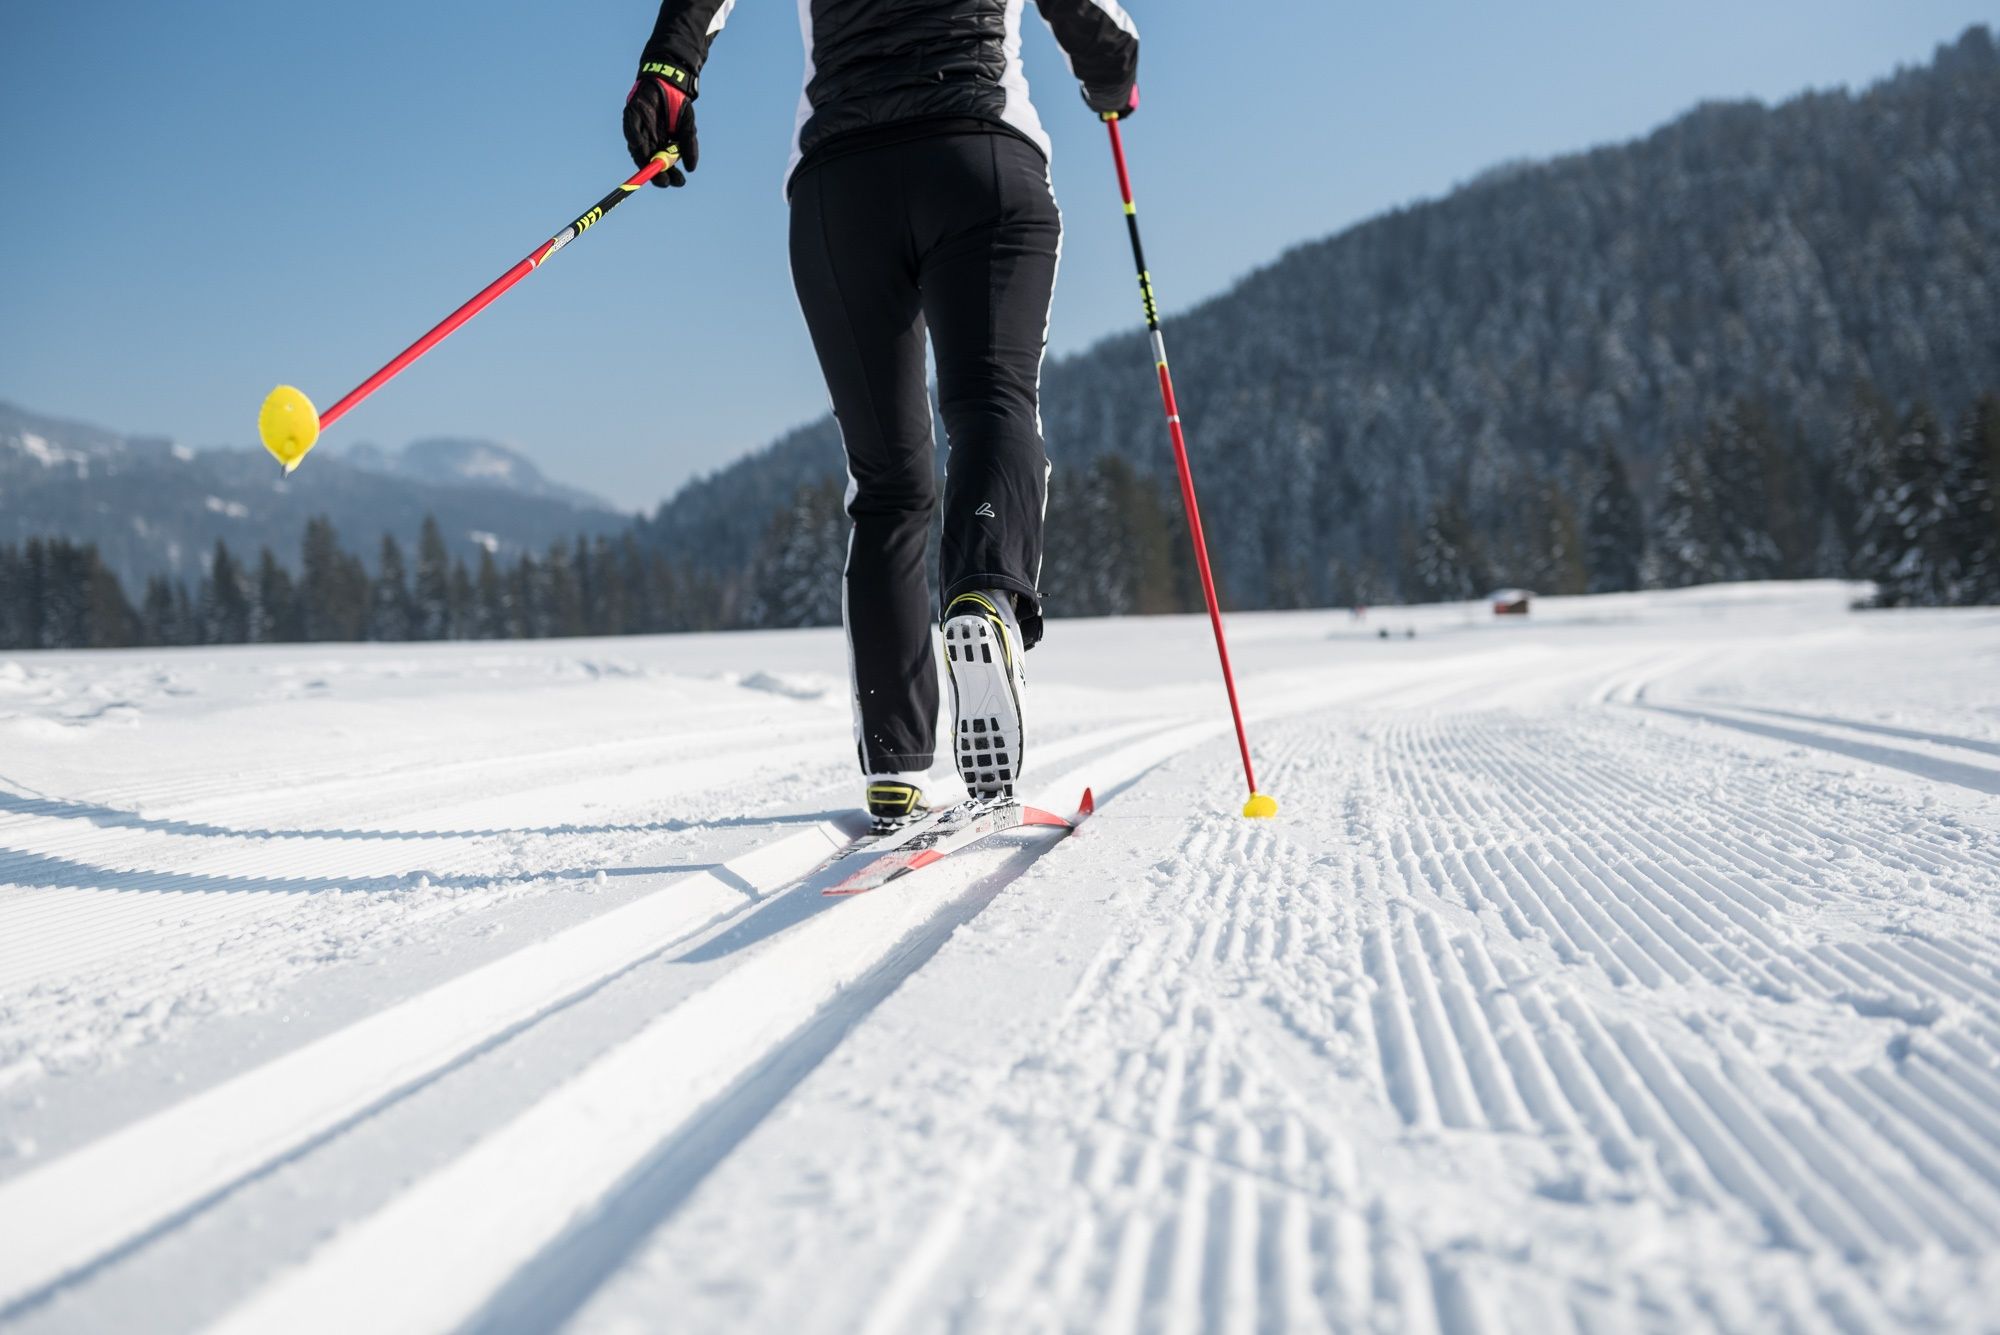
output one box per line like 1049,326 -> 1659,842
825,788 -> 1388,1335
11,595 -> 2000,1330
1719,702 -> 2000,760
198,720 -> 1226,1335
1356,699 -> 2000,1276
1641,701 -> 2000,797
0,715 -> 1196,1317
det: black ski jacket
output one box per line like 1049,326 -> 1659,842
637,0 -> 1139,188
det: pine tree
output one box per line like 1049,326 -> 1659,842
1710,401 -> 1784,581
140,576 -> 184,646
198,540 -> 253,644
1040,462 -> 1106,615
301,516 -> 367,641
368,535 -> 415,641
509,554 -> 541,638
172,582 -> 196,646
538,542 -> 586,638
1861,403 -> 1955,606
585,536 -> 627,635
473,549 -> 508,639
617,535 -> 660,634
0,545 -> 26,650
1832,387 -> 1896,569
747,480 -> 847,628
1583,442 -> 1645,593
1531,482 -> 1589,595
1762,420 -> 1820,578
1409,495 -> 1487,601
413,515 -> 454,641
24,539 -> 61,647
1945,396 -> 2000,604
1646,427 -> 1730,588
11,541 -> 44,648
0,543 -> 136,648
448,559 -> 474,639
1104,456 -> 1180,614
252,549 -> 301,643
7,539 -> 137,649
1043,457 -> 1188,617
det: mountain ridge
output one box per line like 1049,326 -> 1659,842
640,25 -> 2000,608
0,401 -> 630,589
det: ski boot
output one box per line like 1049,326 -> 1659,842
942,590 -> 1028,800
865,777 -> 928,834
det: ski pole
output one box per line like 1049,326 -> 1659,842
1103,117 -> 1276,819
258,150 -> 680,474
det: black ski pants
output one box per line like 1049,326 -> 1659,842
789,130 -> 1061,776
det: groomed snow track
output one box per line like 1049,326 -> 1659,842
1,586 -> 1998,1332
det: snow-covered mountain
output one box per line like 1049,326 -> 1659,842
0,401 -> 631,588
641,26 -> 2000,607
341,437 -> 611,511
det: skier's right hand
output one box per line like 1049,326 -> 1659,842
624,66 -> 699,187
1088,82 -> 1140,121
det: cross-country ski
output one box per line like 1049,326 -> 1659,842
826,789 -> 1093,896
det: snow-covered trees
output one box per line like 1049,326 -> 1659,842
301,518 -> 370,642
413,517 -> 455,641
367,536 -> 415,642
0,539 -> 137,649
1041,456 -> 1183,616
637,27 -> 2000,613
1645,403 -> 1788,589
1583,444 -> 1644,593
1956,396 -> 2000,604
253,550 -> 301,644
1,518 -> 716,650
1844,400 -> 2000,607
745,480 -> 848,630
198,541 -> 252,646
1409,496 -> 1488,602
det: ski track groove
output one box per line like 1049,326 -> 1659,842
953,808 -> 1387,1333
10,716 -> 1206,1016
961,698 -> 2000,1321
1357,701 -> 2000,1275
1614,708 -> 2000,881
0,754 -> 848,1043
17,719 -> 848,834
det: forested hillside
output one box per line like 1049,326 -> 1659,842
643,27 -> 2000,618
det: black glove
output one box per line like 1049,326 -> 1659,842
1086,81 -> 1139,121
624,64 -> 699,187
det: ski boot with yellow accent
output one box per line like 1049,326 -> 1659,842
942,590 -> 1028,800
864,776 -> 928,834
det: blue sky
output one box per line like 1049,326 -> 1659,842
1,2 -> 1990,509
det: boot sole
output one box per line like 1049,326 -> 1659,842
944,612 -> 1024,799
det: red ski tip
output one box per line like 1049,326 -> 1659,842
1079,788 -> 1095,817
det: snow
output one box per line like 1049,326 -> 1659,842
2,582 -> 1999,1331
202,496 -> 249,520
8,433 -> 82,469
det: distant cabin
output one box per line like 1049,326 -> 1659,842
1490,589 -> 1532,616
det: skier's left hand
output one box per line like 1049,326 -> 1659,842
624,68 -> 698,186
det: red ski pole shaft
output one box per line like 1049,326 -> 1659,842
317,150 -> 678,433
1104,118 -> 1273,817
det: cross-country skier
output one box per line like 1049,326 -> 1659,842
624,1 -> 1140,831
